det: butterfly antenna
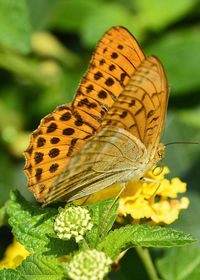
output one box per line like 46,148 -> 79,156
165,141 -> 200,146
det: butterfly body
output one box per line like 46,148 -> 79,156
24,26 -> 168,206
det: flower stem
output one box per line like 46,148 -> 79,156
135,247 -> 160,280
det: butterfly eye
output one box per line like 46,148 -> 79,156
158,150 -> 164,160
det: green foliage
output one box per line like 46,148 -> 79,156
146,26 -> 200,95
156,247 -> 200,280
0,0 -> 31,53
135,0 -> 197,31
16,254 -> 65,280
80,2 -> 133,47
49,0 -> 99,33
7,191 -> 77,256
1,191 -> 197,279
0,1 -> 200,279
0,254 -> 65,280
97,225 -> 196,260
85,197 -> 118,246
0,268 -> 25,280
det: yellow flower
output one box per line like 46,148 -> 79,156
0,238 -> 30,269
75,167 -> 189,225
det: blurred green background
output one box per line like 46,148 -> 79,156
0,0 -> 200,278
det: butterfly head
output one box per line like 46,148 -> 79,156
154,143 -> 165,164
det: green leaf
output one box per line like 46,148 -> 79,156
85,197 -> 118,248
156,246 -> 200,280
0,268 -> 25,280
136,0 -> 197,31
16,254 -> 65,280
97,224 -> 197,260
49,0 -> 99,33
145,26 -> 200,95
0,0 -> 32,53
27,0 -> 55,30
81,3 -> 133,48
7,190 -> 77,255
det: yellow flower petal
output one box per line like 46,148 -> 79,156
0,238 -> 30,269
151,197 -> 190,224
156,178 -> 187,198
118,195 -> 154,219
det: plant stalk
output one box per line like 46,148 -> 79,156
135,247 -> 160,280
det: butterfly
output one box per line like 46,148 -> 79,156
24,26 -> 169,206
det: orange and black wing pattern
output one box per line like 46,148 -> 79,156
24,26 -> 145,202
101,55 -> 168,161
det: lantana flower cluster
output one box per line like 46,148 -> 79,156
0,165 -> 190,277
76,166 -> 189,225
68,249 -> 112,280
54,206 -> 93,242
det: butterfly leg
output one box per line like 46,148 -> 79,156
100,183 -> 126,235
140,177 -> 160,184
141,177 -> 162,207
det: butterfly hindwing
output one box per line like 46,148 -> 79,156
43,126 -> 148,205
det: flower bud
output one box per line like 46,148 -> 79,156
54,206 -> 93,242
68,249 -> 112,280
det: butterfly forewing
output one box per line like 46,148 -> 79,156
24,26 -> 146,202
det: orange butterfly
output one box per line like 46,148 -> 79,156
24,26 -> 169,206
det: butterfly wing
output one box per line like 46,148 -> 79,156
72,25 -> 145,130
43,56 -> 168,205
43,126 -> 148,205
101,55 -> 169,162
24,26 -> 145,202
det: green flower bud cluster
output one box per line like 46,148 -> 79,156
68,249 -> 112,280
54,206 -> 93,242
